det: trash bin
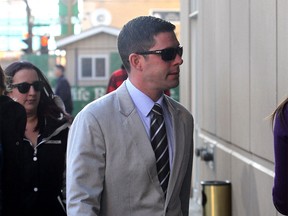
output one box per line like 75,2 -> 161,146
201,180 -> 231,216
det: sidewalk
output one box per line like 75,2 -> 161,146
189,197 -> 202,216
189,187 -> 203,216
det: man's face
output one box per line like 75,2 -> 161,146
54,67 -> 62,78
139,31 -> 183,93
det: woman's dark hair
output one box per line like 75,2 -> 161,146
4,61 -> 69,131
271,97 -> 288,129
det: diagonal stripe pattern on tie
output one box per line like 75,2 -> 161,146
150,103 -> 170,196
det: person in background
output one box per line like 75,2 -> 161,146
106,63 -> 171,96
67,16 -> 194,216
271,97 -> 288,215
2,61 -> 70,216
1,65 -> 27,216
106,64 -> 128,94
54,64 -> 73,115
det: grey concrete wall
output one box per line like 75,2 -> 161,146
180,0 -> 288,215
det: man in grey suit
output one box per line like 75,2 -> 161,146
66,16 -> 194,216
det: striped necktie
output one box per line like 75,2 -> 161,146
150,103 -> 170,195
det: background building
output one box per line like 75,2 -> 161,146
56,0 -> 181,115
0,0 -> 181,116
79,0 -> 180,36
56,26 -> 121,115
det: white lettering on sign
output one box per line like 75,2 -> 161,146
94,88 -> 106,99
72,87 -> 106,101
72,87 -> 90,101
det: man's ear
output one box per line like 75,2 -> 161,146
129,53 -> 143,71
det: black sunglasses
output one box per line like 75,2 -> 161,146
136,46 -> 183,61
11,81 -> 44,94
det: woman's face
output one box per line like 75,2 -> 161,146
8,68 -> 41,116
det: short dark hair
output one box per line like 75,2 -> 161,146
55,64 -> 65,73
117,16 -> 175,72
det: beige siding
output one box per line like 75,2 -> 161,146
61,33 -> 118,87
181,0 -> 284,215
250,0 -> 276,161
230,0 -> 250,150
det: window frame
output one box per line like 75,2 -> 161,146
78,54 -> 109,81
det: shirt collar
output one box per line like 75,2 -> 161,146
126,79 -> 164,117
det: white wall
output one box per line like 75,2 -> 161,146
181,0 -> 287,215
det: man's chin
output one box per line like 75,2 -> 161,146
168,80 -> 180,88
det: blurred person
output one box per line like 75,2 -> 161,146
67,16 -> 194,216
271,97 -> 288,215
2,61 -> 70,216
106,64 -> 128,94
106,63 -> 171,96
54,64 -> 73,115
0,65 -> 27,216
0,65 -> 3,215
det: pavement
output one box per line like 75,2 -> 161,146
189,197 -> 202,216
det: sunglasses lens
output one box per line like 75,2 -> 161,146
33,81 -> 43,91
161,47 -> 183,61
14,81 -> 43,94
162,48 -> 176,61
178,46 -> 183,57
18,83 -> 31,93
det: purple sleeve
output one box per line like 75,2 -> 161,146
273,105 -> 288,215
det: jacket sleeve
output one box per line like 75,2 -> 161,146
272,109 -> 288,215
66,108 -> 105,216
180,114 -> 194,216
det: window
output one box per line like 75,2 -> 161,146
150,10 -> 180,23
78,55 -> 108,80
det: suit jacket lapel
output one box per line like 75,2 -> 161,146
165,98 -> 187,203
116,83 -> 162,193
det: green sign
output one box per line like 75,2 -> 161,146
71,85 -> 106,116
170,86 -> 179,101
71,85 -> 179,117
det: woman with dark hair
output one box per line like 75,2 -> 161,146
2,61 -> 70,216
271,98 -> 288,215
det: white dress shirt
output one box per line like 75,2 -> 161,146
125,79 -> 174,167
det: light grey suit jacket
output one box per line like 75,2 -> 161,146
66,82 -> 194,216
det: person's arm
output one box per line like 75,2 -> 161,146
273,111 -> 288,215
66,108 -> 105,216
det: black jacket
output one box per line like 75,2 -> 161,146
1,99 -> 69,216
0,96 -> 26,216
55,76 -> 73,115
